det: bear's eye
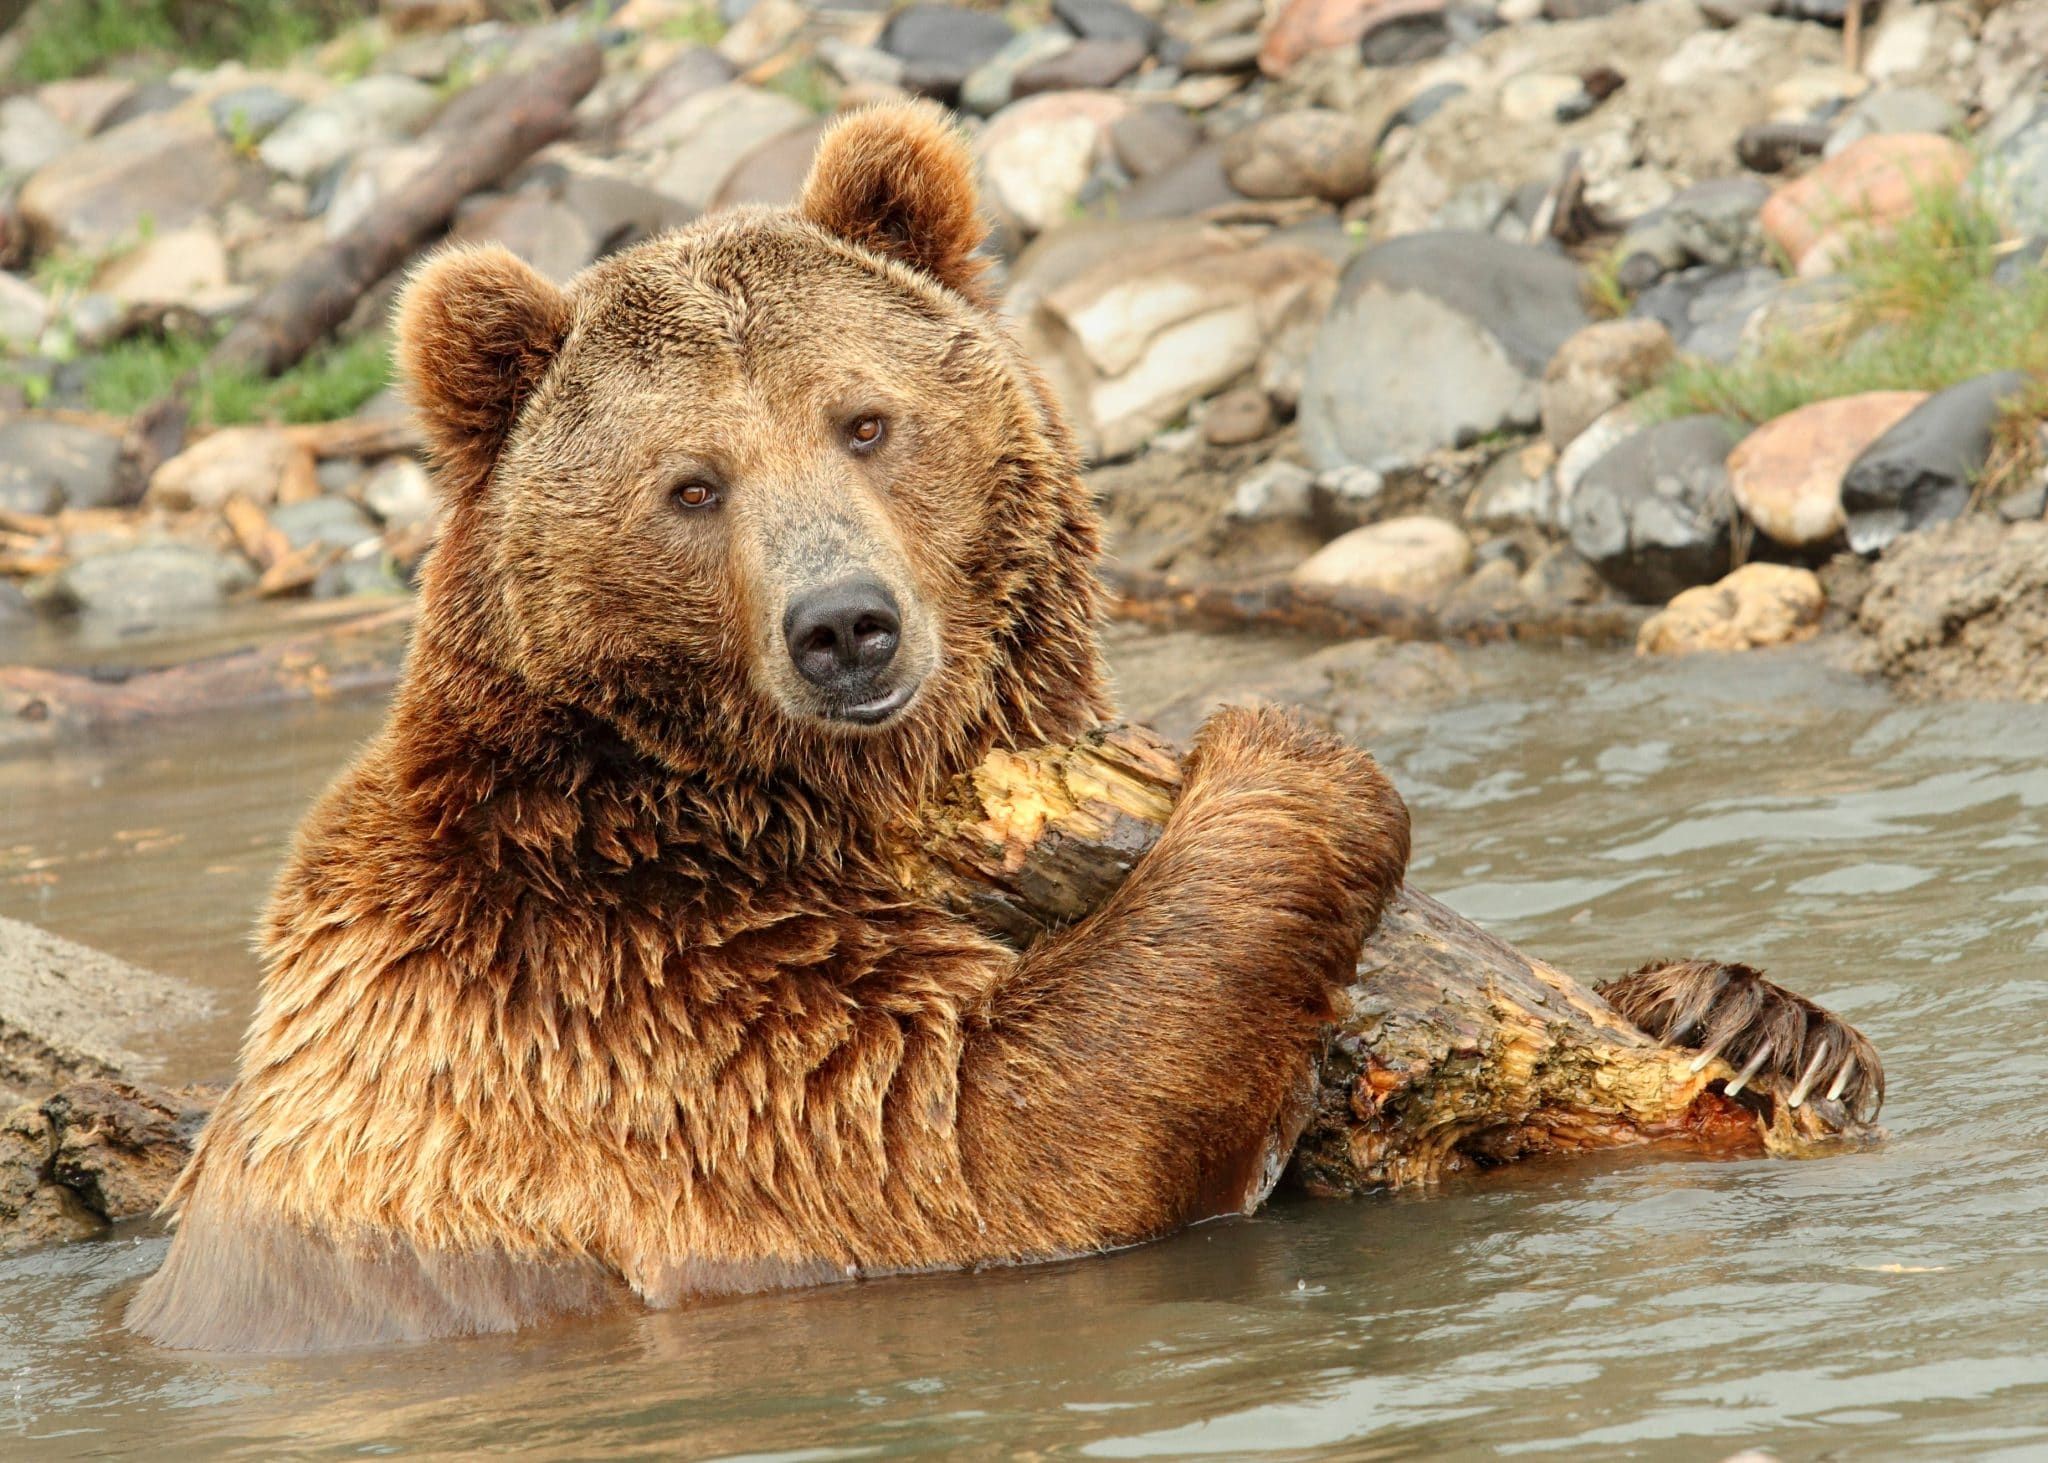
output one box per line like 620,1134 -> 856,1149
672,480 -> 720,510
847,415 -> 887,453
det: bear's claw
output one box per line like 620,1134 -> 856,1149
1596,960 -> 1884,1125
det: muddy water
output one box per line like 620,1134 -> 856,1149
5,630 -> 2048,1460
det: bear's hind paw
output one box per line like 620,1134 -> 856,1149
1597,960 -> 1884,1125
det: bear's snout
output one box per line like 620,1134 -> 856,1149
783,576 -> 906,722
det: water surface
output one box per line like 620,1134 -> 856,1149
3,631 -> 2045,1460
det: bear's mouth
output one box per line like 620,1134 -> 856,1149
826,683 -> 917,727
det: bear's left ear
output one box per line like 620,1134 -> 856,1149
799,100 -> 990,306
394,244 -> 573,505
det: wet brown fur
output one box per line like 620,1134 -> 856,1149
126,103 -> 1412,1352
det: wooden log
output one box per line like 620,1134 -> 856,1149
207,43 -> 604,380
1098,563 -> 1651,647
910,723 -> 1885,1194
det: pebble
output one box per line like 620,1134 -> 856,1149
1221,109 -> 1375,204
1203,387 -> 1275,446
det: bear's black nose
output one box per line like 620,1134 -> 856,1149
784,577 -> 902,697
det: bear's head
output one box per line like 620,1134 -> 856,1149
395,102 -> 1109,811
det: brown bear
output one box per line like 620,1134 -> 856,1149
125,101 -> 1413,1352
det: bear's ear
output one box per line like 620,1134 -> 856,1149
799,100 -> 990,306
394,244 -> 573,504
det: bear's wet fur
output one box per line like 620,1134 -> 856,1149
126,102 -> 1413,1352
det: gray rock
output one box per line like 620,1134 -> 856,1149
1841,371 -> 2032,554
1375,81 -> 1466,145
0,419 -> 125,511
1630,264 -> 1782,363
1109,103 -> 1202,178
0,577 -> 29,626
1052,0 -> 1161,48
315,545 -> 409,599
0,97 -> 76,177
1999,479 -> 2047,523
555,164 -> 697,255
1565,415 -> 1742,603
1993,236 -> 2048,290
1228,459 -> 1314,521
45,543 -> 254,620
1826,86 -> 1961,159
258,76 -> 440,181
1099,142 -> 1245,221
453,192 -> 599,283
359,457 -> 435,529
20,111 -> 246,252
1616,177 -> 1771,284
614,47 -> 738,143
271,495 -> 382,553
1983,108 -> 2048,239
959,28 -> 1073,116
1736,120 -> 1829,174
96,80 -> 188,133
883,5 -> 1016,100
1182,32 -> 1261,73
1299,232 -> 1588,471
1221,109 -> 1376,204
1016,37 -> 1148,95
816,38 -> 908,90
207,86 -> 301,144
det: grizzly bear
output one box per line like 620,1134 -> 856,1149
124,102 -> 1412,1351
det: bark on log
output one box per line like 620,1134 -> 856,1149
207,43 -> 604,380
1098,563 -> 1651,647
911,723 -> 1883,1194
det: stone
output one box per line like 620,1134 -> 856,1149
1228,459 -> 1315,520
1760,134 -> 1972,277
1105,142 -> 1246,222
1221,109 -> 1375,204
0,272 -> 46,348
1499,73 -> 1583,126
0,419 -> 125,512
1357,0 -> 1460,68
1260,0 -> 1386,76
1291,514 -> 1474,602
1983,109 -> 2048,239
44,544 -> 254,620
1520,542 -> 1606,606
95,225 -> 234,312
1053,0 -> 1161,48
1314,464 -> 1388,528
383,0 -> 490,32
271,495 -> 382,554
711,121 -> 831,211
959,28 -> 1074,116
979,91 -> 1130,236
1617,177 -> 1770,282
1840,372 -> 2032,555
1555,404 -> 1643,506
257,75 -> 440,182
94,80 -> 190,134
359,457 -> 436,530
453,194 -> 599,282
555,160 -> 697,254
1540,318 -> 1676,451
883,4 -> 1016,101
1630,265 -> 1782,364
20,112 -> 246,252
35,78 -> 133,138
1015,38 -> 1149,96
147,426 -> 298,511
1299,232 -> 1589,471
1637,562 -> 1824,655
1856,517 -> 2048,700
0,97 -> 75,177
1728,392 -> 1927,549
1823,87 -> 1960,161
615,47 -> 738,144
1183,33 -> 1263,73
1566,415 -> 1742,602
639,85 -> 813,213
1109,104 -> 1203,178
1465,446 -> 1561,533
207,85 -> 302,145
1203,387 -> 1275,446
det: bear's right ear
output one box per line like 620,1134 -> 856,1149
394,244 -> 573,504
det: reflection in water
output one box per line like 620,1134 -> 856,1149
5,632 -> 2048,1458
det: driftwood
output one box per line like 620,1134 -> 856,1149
1098,564 -> 1650,647
912,723 -> 1884,1194
207,43 -> 604,380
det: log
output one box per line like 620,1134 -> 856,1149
206,43 -> 604,380
911,723 -> 1885,1194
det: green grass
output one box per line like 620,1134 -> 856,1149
1641,181 -> 2048,428
78,330 -> 391,425
10,0 -> 372,84
655,6 -> 726,46
767,59 -> 834,115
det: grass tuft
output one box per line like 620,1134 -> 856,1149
79,330 -> 391,425
11,0 -> 372,84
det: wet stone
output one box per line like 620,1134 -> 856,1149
1841,371 -> 2032,555
0,419 -> 125,512
42,543 -> 254,621
271,496 -> 382,554
1566,414 -> 1742,603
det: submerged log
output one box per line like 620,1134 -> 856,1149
912,723 -> 1884,1193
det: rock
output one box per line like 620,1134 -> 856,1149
1299,232 -> 1589,471
358,457 -> 436,530
0,419 -> 125,513
20,111 -> 246,252
1313,464 -> 1388,529
1823,86 -> 1960,160
1555,404 -> 1642,505
1857,517 -> 2048,701
614,47 -> 738,144
1357,0 -> 1462,68
1637,562 -> 1823,655
1840,372 -> 2031,555
41,543 -> 254,621
979,91 -> 1130,236
883,4 -> 1016,102
1221,109 -> 1376,204
1540,318 -> 1675,451
1567,415 -> 1742,602
1617,177 -> 1770,282
148,426 -> 298,511
1982,107 -> 2048,239
1465,444 -> 1561,532
95,225 -> 236,314
1260,0 -> 1386,76
1499,73 -> 1584,126
555,159 -> 697,254
1520,541 -> 1606,605
959,28 -> 1074,116
1109,103 -> 1203,178
1630,264 -> 1783,364
1,1080 -> 219,1253
0,272 -> 46,349
1760,134 -> 1972,276
1106,142 -> 1246,222
35,78 -> 133,137
1203,387 -> 1275,446
1729,392 -> 1927,549
1228,459 -> 1315,520
638,84 -> 813,213
258,75 -> 440,181
97,80 -> 190,134
207,85 -> 302,145
1052,0 -> 1161,48
453,193 -> 598,283
384,0 -> 490,32
711,121 -> 831,212
1737,119 -> 1830,174
271,496 -> 383,553
1291,514 -> 1473,601
1015,37 -> 1149,95
0,97 -> 76,177
1184,32 -> 1264,73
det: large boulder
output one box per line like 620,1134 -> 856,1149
1728,392 -> 1927,549
1842,371 -> 2032,555
1566,415 -> 1742,603
1298,232 -> 1589,471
